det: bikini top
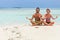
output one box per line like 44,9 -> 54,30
46,18 -> 50,22
45,14 -> 51,22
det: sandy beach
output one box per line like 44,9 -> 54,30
0,25 -> 60,40
0,0 -> 59,40
0,8 -> 59,40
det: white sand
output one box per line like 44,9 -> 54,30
0,25 -> 60,40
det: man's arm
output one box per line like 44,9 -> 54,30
42,14 -> 46,20
39,14 -> 43,21
30,15 -> 34,20
26,15 -> 34,20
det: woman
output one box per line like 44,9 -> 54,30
44,8 -> 57,26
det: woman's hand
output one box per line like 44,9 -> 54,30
56,16 -> 58,19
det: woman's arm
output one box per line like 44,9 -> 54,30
51,15 -> 58,20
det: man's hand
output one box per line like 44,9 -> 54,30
26,17 -> 32,20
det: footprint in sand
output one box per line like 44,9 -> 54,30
15,32 -> 21,35
8,38 -> 14,40
3,28 -> 8,31
11,31 -> 16,33
15,32 -> 21,39
14,27 -> 18,29
16,36 -> 21,38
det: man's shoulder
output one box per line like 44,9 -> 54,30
33,13 -> 36,15
32,14 -> 35,17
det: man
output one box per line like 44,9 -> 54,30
26,7 -> 43,26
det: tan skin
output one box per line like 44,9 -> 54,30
26,8 -> 43,26
26,8 -> 57,26
44,9 -> 57,26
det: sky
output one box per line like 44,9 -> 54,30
0,0 -> 60,8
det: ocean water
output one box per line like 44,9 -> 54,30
0,8 -> 60,26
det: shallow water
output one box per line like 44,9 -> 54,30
0,8 -> 60,26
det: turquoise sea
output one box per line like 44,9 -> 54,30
0,8 -> 60,26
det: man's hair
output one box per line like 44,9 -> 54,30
36,7 -> 40,10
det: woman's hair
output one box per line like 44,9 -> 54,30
46,8 -> 50,12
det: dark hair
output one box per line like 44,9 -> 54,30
46,8 -> 50,12
36,7 -> 40,10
